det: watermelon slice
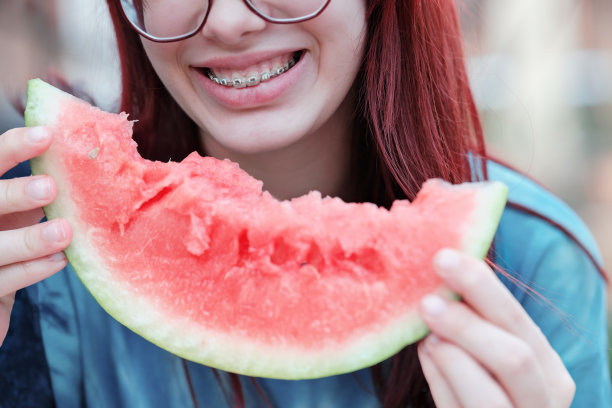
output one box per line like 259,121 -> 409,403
24,79 -> 507,379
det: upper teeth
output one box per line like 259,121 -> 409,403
207,54 -> 299,88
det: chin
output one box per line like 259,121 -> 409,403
201,121 -> 315,156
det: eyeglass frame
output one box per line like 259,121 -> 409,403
117,0 -> 333,43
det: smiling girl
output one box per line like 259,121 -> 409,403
0,0 -> 610,407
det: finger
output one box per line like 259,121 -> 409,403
433,249 -> 570,386
421,295 -> 550,408
433,249 -> 550,352
0,127 -> 53,175
421,335 -> 513,408
0,208 -> 45,231
0,253 -> 67,298
0,176 -> 56,215
0,219 -> 72,266
418,339 -> 461,408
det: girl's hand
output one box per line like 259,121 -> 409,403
0,127 -> 72,346
418,248 -> 575,408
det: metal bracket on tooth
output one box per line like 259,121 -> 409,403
232,78 -> 246,89
246,75 -> 260,87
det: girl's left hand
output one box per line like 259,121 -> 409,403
417,248 -> 575,408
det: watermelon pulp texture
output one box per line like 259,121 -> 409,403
25,79 -> 507,379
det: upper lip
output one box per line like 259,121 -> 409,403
192,48 -> 302,70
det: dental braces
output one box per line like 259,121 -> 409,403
207,55 -> 298,89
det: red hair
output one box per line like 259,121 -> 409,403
105,0 -> 485,406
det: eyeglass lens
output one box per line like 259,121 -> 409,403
121,0 -> 329,40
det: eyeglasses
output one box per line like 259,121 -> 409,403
119,0 -> 332,43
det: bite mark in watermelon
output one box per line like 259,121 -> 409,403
24,79 -> 507,379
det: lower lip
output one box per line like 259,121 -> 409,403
192,53 -> 307,108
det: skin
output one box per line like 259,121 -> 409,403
0,126 -> 72,344
419,249 -> 575,407
0,1 -> 575,405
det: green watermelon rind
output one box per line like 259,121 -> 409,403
25,78 -> 508,379
456,180 -> 508,259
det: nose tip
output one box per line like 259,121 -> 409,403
200,0 -> 267,45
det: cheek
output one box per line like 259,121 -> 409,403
142,41 -> 188,94
317,27 -> 367,99
319,10 -> 367,75
142,41 -> 174,72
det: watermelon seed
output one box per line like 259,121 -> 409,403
88,147 -> 100,159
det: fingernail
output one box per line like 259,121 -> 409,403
43,221 -> 66,243
420,334 -> 441,355
421,294 -> 447,317
47,252 -> 66,263
427,334 -> 441,346
26,178 -> 52,200
26,127 -> 49,144
433,248 -> 461,272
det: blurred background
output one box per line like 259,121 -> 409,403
0,0 -> 119,127
460,0 -> 612,279
1,0 -> 611,368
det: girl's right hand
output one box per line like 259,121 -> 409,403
0,126 -> 72,346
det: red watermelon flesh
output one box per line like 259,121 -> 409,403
25,79 -> 507,379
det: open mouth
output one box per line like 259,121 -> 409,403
200,50 -> 304,89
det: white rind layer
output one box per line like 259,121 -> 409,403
25,79 -> 508,379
